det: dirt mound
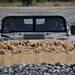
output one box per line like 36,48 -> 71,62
0,40 -> 75,55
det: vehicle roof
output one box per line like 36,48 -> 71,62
2,15 -> 67,33
5,12 -> 62,16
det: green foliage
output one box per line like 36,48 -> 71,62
31,0 -> 37,6
7,0 -> 13,2
37,0 -> 47,2
21,0 -> 25,4
72,0 -> 75,2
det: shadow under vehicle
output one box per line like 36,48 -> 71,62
0,15 -> 75,41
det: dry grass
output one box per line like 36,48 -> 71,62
37,2 -> 75,6
0,40 -> 75,55
0,2 -> 24,7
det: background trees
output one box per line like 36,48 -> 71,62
0,0 -> 75,5
0,0 -> 74,2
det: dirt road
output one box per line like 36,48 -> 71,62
0,6 -> 75,27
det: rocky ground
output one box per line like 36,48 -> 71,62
0,62 -> 75,75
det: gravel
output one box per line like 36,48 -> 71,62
0,62 -> 75,75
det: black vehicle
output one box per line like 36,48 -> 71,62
0,15 -> 75,41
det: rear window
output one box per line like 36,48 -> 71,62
3,18 -> 33,32
2,16 -> 66,33
35,18 -> 65,32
